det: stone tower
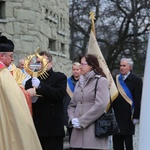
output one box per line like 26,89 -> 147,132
0,0 -> 71,76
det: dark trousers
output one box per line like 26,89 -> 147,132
67,127 -> 73,142
73,148 -> 99,150
113,135 -> 133,150
39,137 -> 63,150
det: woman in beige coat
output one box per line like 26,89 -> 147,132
68,54 -> 110,150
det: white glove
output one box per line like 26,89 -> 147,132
32,77 -> 40,88
132,119 -> 139,124
31,96 -> 38,103
72,118 -> 82,129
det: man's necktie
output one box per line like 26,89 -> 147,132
122,76 -> 125,81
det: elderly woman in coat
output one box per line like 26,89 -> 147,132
68,54 -> 110,150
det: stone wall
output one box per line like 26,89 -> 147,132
0,0 -> 72,77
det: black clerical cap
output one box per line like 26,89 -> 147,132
0,36 -> 14,52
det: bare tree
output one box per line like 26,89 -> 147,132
69,0 -> 150,76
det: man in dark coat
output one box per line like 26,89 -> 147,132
25,51 -> 67,150
113,58 -> 143,150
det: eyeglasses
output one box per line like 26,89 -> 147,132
3,53 -> 14,58
81,63 -> 88,66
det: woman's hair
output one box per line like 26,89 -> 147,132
73,62 -> 80,66
72,62 -> 81,68
79,54 -> 106,77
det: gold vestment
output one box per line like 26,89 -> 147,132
9,63 -> 26,85
0,66 -> 42,150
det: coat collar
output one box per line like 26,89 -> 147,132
126,72 -> 133,81
79,71 -> 102,88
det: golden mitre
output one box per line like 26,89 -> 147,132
24,48 -> 49,79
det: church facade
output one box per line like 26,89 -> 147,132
0,0 -> 71,76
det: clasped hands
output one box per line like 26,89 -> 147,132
26,77 -> 41,102
71,118 -> 82,129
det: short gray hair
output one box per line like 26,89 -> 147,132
121,58 -> 134,68
18,58 -> 24,64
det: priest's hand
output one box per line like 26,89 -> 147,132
32,77 -> 40,88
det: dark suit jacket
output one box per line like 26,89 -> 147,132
113,73 -> 143,135
25,68 -> 67,137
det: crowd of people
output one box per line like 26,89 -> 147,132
0,35 -> 143,150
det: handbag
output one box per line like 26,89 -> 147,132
95,107 -> 120,138
94,78 -> 120,138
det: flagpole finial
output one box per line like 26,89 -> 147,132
89,11 -> 96,35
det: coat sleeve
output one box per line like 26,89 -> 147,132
36,72 -> 67,102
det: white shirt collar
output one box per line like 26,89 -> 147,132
122,71 -> 130,80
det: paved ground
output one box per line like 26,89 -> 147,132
63,124 -> 139,150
